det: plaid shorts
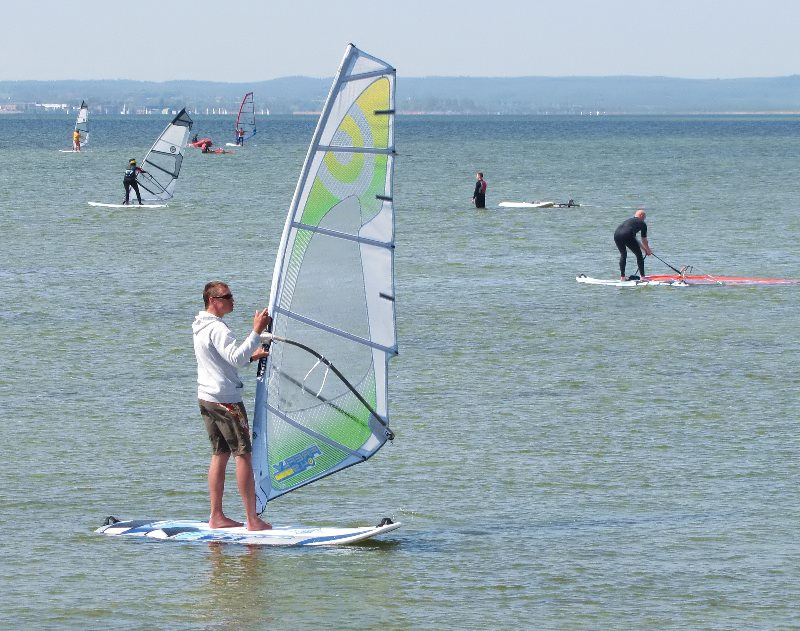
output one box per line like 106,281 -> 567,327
198,400 -> 252,456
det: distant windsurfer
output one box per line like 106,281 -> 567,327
614,208 -> 652,280
122,158 -> 146,205
236,127 -> 245,146
472,172 -> 487,208
192,281 -> 273,531
72,128 -> 81,152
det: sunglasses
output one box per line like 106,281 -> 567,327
212,293 -> 233,300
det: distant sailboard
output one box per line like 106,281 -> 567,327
60,100 -> 89,152
136,108 -> 193,201
88,109 -> 193,207
226,91 -> 256,146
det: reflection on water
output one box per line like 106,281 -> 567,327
196,544 -> 266,630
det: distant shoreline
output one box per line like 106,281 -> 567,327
2,76 -> 799,116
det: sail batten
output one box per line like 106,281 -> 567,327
290,221 -> 394,249
253,45 -> 397,511
317,145 -> 394,156
271,307 -> 398,356
340,68 -> 396,83
267,403 -> 371,456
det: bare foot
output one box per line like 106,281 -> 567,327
209,516 -> 244,529
246,517 -> 272,531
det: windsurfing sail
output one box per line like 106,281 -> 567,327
137,108 -> 193,202
252,44 -> 397,512
234,92 -> 256,143
75,100 -> 89,146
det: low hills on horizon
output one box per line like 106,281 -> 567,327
2,75 -> 800,115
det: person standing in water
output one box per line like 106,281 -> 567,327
472,172 -> 487,208
614,208 -> 653,280
72,128 -> 81,152
192,281 -> 272,531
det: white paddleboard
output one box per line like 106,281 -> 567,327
499,201 -> 555,208
96,517 -> 401,546
576,274 -> 688,287
225,142 -> 240,147
88,201 -> 167,209
59,149 -> 83,153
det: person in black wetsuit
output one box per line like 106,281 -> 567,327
123,158 -> 147,205
614,208 -> 652,280
472,172 -> 487,208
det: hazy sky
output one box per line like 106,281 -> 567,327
3,0 -> 799,81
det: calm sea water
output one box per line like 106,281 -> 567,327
1,112 -> 799,630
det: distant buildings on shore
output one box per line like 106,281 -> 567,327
0,102 -> 272,116
3,75 -> 800,114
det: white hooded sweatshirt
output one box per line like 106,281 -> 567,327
192,310 -> 261,403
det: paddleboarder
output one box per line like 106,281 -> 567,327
614,208 -> 652,280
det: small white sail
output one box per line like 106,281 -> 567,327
75,100 -> 89,146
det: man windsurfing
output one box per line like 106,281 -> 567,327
122,158 -> 146,205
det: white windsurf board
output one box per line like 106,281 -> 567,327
499,201 -> 555,208
96,517 -> 401,546
576,275 -> 687,287
88,201 -> 167,209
